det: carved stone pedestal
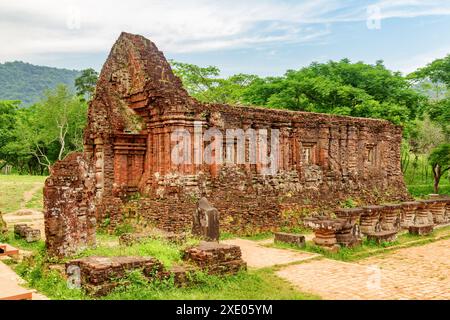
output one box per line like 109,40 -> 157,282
428,199 -> 447,225
415,201 -> 434,225
183,242 -> 247,275
409,225 -> 434,236
304,218 -> 344,252
360,206 -> 385,235
334,208 -> 363,248
400,202 -> 420,229
366,230 -> 398,244
380,204 -> 401,231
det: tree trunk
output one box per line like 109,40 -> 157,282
433,164 -> 441,194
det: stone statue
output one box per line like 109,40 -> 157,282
193,198 -> 220,241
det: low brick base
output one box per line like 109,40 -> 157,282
274,232 -> 305,248
183,242 -> 247,275
409,224 -> 434,236
366,231 -> 398,244
66,256 -> 164,296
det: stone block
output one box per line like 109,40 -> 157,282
366,230 -> 398,244
193,198 -> 220,242
400,202 -> 420,229
66,256 -> 164,296
183,241 -> 246,275
274,232 -> 305,248
334,208 -> 364,247
409,225 -> 434,236
361,205 -> 385,235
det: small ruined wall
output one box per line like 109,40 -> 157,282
44,153 -> 96,257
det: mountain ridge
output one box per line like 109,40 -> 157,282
0,61 -> 80,106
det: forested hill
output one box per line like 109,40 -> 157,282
0,61 -> 80,106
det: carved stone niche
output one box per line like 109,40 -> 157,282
192,197 -> 220,242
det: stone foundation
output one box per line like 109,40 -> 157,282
66,256 -> 164,296
366,230 -> 398,244
409,225 -> 434,236
274,232 -> 306,248
182,242 -> 247,275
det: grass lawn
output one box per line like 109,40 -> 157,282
0,175 -> 46,213
3,231 -> 318,300
403,155 -> 450,197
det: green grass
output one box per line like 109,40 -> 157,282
271,225 -> 450,262
102,268 -> 318,300
6,232 -> 318,300
25,186 -> 44,211
0,174 -> 46,213
403,154 -> 450,198
75,238 -> 184,268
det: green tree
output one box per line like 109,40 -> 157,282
428,144 -> 450,193
243,59 -> 425,125
410,54 -> 450,88
75,68 -> 98,101
0,100 -> 20,169
170,60 -> 220,97
4,85 -> 87,173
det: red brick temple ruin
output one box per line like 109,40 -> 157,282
44,32 -> 411,257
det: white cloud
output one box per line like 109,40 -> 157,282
388,45 -> 450,75
0,0 -> 450,63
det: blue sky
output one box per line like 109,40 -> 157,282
1,0 -> 450,76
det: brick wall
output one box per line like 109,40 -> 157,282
44,32 -> 411,255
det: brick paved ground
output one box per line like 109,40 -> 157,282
276,239 -> 450,300
222,238 -> 320,268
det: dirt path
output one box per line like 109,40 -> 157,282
2,182 -> 45,238
19,183 -> 42,209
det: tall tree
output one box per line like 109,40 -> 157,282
0,100 -> 20,169
75,68 -> 98,101
4,85 -> 87,173
428,144 -> 450,193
